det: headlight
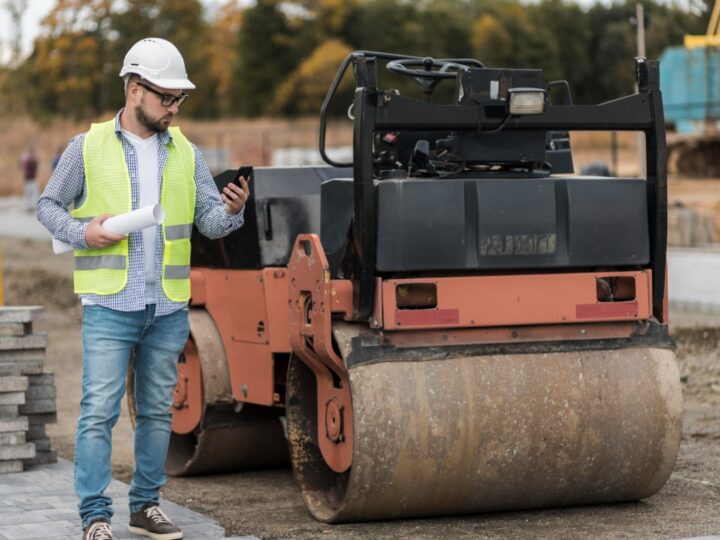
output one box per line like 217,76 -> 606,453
507,88 -> 547,115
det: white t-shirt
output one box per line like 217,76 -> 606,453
122,129 -> 159,304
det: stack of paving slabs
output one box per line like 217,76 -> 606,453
22,373 -> 58,465
0,306 -> 57,471
0,376 -> 34,472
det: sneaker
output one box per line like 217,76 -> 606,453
83,520 -> 113,540
128,504 -> 183,540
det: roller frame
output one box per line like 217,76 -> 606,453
288,234 -> 354,473
128,307 -> 289,476
284,235 -> 682,522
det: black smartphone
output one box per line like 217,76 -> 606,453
234,165 -> 253,187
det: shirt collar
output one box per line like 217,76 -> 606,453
115,108 -> 173,146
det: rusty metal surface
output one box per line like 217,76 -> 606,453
382,321 -> 638,349
382,271 -> 653,330
262,267 -> 292,352
198,269 -> 277,406
129,308 -> 291,475
288,234 -> 354,473
189,308 -> 233,404
166,310 -> 289,476
171,337 -> 203,434
189,269 -> 207,305
288,346 -> 682,522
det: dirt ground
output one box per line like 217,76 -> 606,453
2,234 -> 720,539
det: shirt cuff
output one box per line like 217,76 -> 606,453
227,206 -> 245,228
70,221 -> 90,250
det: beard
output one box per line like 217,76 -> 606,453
135,97 -> 173,133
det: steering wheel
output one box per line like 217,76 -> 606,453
386,57 -> 484,98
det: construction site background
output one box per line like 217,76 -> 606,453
0,120 -> 716,248
0,0 -> 708,121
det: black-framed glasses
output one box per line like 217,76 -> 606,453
136,82 -> 188,108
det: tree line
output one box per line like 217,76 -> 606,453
0,0 -> 711,120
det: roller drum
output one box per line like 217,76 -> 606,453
166,408 -> 289,476
129,308 -> 290,476
288,346 -> 682,522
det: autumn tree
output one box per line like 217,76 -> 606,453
270,39 -> 353,116
342,0 -> 425,56
24,0 -> 115,118
471,2 -> 560,78
3,0 -> 28,67
209,1 -> 243,116
0,0 -> 29,115
232,0 -> 306,116
533,0 -> 591,101
110,0 -> 217,117
291,0 -> 358,39
9,0 -> 716,118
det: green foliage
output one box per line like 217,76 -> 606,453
343,0 -> 425,55
533,0 -> 591,101
1,0 -> 714,119
209,2 -> 243,116
104,0 -> 217,117
472,3 -> 561,79
270,39 -> 354,116
231,0 -> 308,116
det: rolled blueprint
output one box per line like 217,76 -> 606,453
52,204 -> 166,254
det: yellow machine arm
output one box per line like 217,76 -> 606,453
685,0 -> 720,48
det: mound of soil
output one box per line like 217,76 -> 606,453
5,266 -> 78,311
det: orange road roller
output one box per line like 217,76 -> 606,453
130,51 -> 681,522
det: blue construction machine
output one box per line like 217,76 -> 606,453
660,1 -> 720,177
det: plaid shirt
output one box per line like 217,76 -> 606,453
37,110 -> 244,316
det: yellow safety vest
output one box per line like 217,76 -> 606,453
72,119 -> 196,302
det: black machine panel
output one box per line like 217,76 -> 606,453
455,68 -> 545,105
321,176 -> 649,274
194,169 -> 649,274
191,166 -> 350,269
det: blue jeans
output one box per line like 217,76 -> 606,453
75,304 -> 189,529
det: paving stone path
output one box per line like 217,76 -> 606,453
668,248 -> 720,314
0,459 -> 255,540
0,199 -> 47,242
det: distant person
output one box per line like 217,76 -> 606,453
36,37 -> 250,540
19,147 -> 38,211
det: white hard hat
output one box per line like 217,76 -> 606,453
119,37 -> 195,90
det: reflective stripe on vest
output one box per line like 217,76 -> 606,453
72,120 -> 131,295
75,255 -> 127,271
160,125 -> 196,302
165,224 -> 193,240
71,119 -> 196,301
164,265 -> 191,279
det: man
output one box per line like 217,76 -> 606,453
20,146 -> 39,211
37,37 -> 249,540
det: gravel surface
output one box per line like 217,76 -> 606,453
3,234 -> 720,539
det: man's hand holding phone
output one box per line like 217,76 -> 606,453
222,166 -> 252,215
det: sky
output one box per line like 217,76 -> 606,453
0,0 -> 701,63
1,0 -> 55,61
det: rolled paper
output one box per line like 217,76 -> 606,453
52,204 -> 166,254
